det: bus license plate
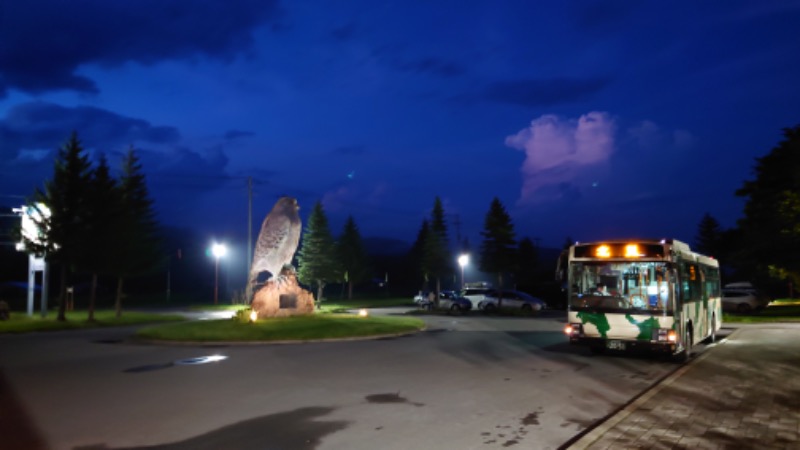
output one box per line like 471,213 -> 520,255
607,340 -> 625,350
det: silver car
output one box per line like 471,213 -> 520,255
721,288 -> 771,313
478,290 -> 546,314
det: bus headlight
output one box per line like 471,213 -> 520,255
564,323 -> 582,336
667,330 -> 677,342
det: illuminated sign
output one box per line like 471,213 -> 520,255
13,203 -> 51,251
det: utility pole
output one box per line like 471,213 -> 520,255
246,176 -> 253,303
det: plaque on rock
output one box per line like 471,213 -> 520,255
279,294 -> 298,309
251,268 -> 315,318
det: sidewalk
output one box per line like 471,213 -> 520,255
565,324 -> 800,450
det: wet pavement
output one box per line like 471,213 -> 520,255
564,323 -> 800,450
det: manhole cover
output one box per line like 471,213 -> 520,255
174,355 -> 228,365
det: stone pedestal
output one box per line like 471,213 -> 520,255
251,269 -> 315,318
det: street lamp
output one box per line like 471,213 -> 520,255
211,243 -> 227,305
458,254 -> 469,290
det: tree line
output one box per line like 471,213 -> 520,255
693,124 -> 800,295
296,195 -> 546,308
16,132 -> 162,321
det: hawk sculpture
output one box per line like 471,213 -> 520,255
248,197 -> 302,296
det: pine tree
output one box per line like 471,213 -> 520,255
694,213 -> 723,257
409,219 -> 431,291
736,124 -> 800,285
479,197 -> 517,308
112,147 -> 162,318
516,237 -> 538,291
337,216 -> 369,300
425,197 -> 452,304
297,201 -> 338,306
79,153 -> 120,322
25,132 -> 93,321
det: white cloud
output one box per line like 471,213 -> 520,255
505,111 -> 616,204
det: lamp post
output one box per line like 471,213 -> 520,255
212,243 -> 227,305
458,254 -> 469,290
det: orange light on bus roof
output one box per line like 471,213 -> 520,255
596,245 -> 611,258
624,244 -> 640,257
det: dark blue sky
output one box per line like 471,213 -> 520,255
2,0 -> 799,252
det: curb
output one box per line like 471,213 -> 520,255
562,328 -> 740,449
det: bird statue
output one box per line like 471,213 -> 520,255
248,197 -> 302,298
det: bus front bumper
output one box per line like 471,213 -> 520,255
569,336 -> 677,353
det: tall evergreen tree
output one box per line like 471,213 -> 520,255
430,196 -> 449,243
479,197 -> 517,308
694,213 -> 723,257
112,147 -> 162,318
297,201 -> 338,306
337,215 -> 369,300
425,197 -> 452,304
24,132 -> 93,321
516,237 -> 538,291
409,219 -> 431,291
79,153 -> 120,322
736,125 -> 800,285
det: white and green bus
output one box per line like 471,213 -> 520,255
562,239 -> 721,360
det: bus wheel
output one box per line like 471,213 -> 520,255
677,328 -> 693,363
705,315 -> 716,344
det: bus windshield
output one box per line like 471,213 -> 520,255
569,261 -> 673,313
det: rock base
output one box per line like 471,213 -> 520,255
251,270 -> 315,318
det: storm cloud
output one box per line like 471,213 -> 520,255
484,77 -> 609,107
0,0 -> 281,96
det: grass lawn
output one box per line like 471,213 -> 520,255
318,297 -> 414,313
136,313 -> 425,342
0,310 -> 186,334
723,299 -> 800,323
188,304 -> 249,312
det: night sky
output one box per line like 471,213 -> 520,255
2,1 -> 799,254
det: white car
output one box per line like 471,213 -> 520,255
721,288 -> 771,313
461,287 -> 493,309
478,290 -> 546,314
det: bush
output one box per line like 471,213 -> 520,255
233,308 -> 254,323
0,300 -> 9,320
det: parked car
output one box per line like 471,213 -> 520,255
414,290 -> 473,313
478,290 -> 546,314
461,287 -> 493,309
722,287 -> 771,313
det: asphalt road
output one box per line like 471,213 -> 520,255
0,309 -> 723,450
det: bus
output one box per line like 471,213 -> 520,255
562,239 -> 721,360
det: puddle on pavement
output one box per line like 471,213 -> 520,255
365,393 -> 425,407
